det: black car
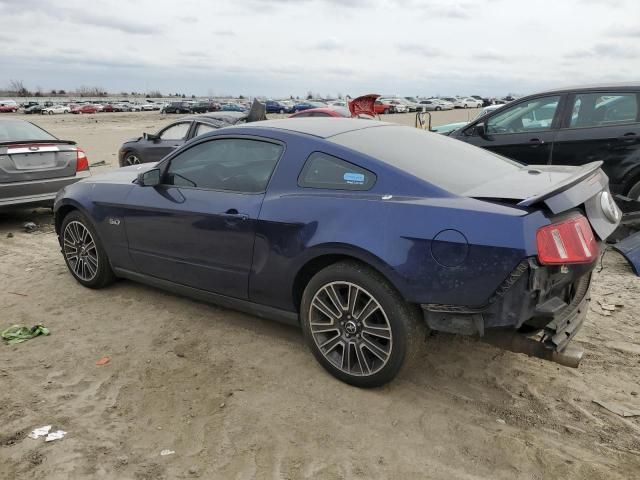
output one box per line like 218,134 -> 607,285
118,108 -> 267,166
163,101 -> 195,114
191,101 -> 221,114
24,102 -> 52,114
449,83 -> 640,200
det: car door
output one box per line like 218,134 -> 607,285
123,136 -> 285,298
551,91 -> 640,195
458,95 -> 564,165
144,121 -> 193,163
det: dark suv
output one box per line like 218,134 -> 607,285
449,84 -> 640,200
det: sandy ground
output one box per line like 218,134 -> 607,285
1,110 -> 639,480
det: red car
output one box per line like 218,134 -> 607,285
0,104 -> 18,113
70,104 -> 98,114
289,107 -> 351,118
373,100 -> 394,114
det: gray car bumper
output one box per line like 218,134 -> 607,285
0,171 -> 90,207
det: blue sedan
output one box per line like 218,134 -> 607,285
53,119 -> 620,387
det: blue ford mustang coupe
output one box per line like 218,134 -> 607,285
54,119 -> 621,387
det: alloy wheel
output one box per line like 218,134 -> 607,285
63,221 -> 99,281
308,281 -> 393,376
125,153 -> 141,165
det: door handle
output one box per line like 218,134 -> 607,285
617,133 -> 637,143
221,209 -> 248,221
529,138 -> 544,147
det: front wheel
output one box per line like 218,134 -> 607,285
60,211 -> 115,289
300,261 -> 424,388
121,151 -> 141,167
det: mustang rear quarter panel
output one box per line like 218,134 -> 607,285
238,127 -> 550,311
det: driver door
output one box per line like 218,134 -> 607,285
145,121 -> 193,163
462,95 -> 564,165
123,137 -> 284,299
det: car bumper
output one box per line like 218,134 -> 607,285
421,258 -> 593,352
0,172 -> 90,207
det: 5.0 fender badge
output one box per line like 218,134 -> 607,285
108,218 -> 121,226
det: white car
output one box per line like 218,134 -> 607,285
141,103 -> 158,111
379,98 -> 409,113
420,99 -> 454,111
41,105 -> 70,115
456,97 -> 483,109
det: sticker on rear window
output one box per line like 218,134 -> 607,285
344,172 -> 365,184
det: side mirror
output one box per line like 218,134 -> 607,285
143,132 -> 159,142
137,168 -> 161,187
476,122 -> 488,138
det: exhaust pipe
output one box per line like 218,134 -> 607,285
482,331 -> 584,368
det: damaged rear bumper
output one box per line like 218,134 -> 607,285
421,258 -> 593,366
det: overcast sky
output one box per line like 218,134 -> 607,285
1,0 -> 638,98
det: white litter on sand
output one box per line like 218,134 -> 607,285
28,425 -> 52,439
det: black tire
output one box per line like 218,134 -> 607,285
120,151 -> 141,167
627,179 -> 640,201
60,210 -> 115,289
436,106 -> 441,111
383,108 -> 389,115
279,109 -> 284,114
300,261 -> 424,388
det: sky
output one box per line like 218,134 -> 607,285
1,0 -> 639,98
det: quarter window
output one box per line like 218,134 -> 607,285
159,122 -> 191,140
195,123 -> 217,136
165,138 -> 283,193
486,96 -> 560,134
569,93 -> 638,128
298,152 -> 376,191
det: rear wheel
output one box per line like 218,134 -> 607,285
383,108 -> 389,114
300,261 -> 424,388
436,106 -> 441,111
60,211 -> 115,289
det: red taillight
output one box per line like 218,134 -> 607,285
76,148 -> 89,172
536,215 -> 598,265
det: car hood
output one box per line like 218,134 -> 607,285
82,163 -> 157,184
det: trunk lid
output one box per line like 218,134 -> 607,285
463,161 -> 621,240
0,142 -> 78,183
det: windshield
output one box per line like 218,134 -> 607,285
0,120 -> 58,142
329,125 -> 521,195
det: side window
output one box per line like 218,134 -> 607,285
195,123 -> 217,137
570,93 -> 638,128
298,152 -> 376,191
165,139 -> 283,193
159,122 -> 191,140
486,96 -> 560,134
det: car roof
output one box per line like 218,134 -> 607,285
531,81 -> 640,95
182,112 -> 247,124
233,118 -> 388,138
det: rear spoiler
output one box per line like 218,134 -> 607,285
517,161 -> 603,208
0,139 -> 76,146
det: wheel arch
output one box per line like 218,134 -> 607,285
54,199 -> 91,236
291,246 -> 405,313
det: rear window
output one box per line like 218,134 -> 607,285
329,125 -> 521,195
570,93 -> 639,128
0,120 -> 57,142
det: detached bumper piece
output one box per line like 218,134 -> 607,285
421,258 -> 592,367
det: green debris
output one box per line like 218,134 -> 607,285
1,324 -> 50,345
